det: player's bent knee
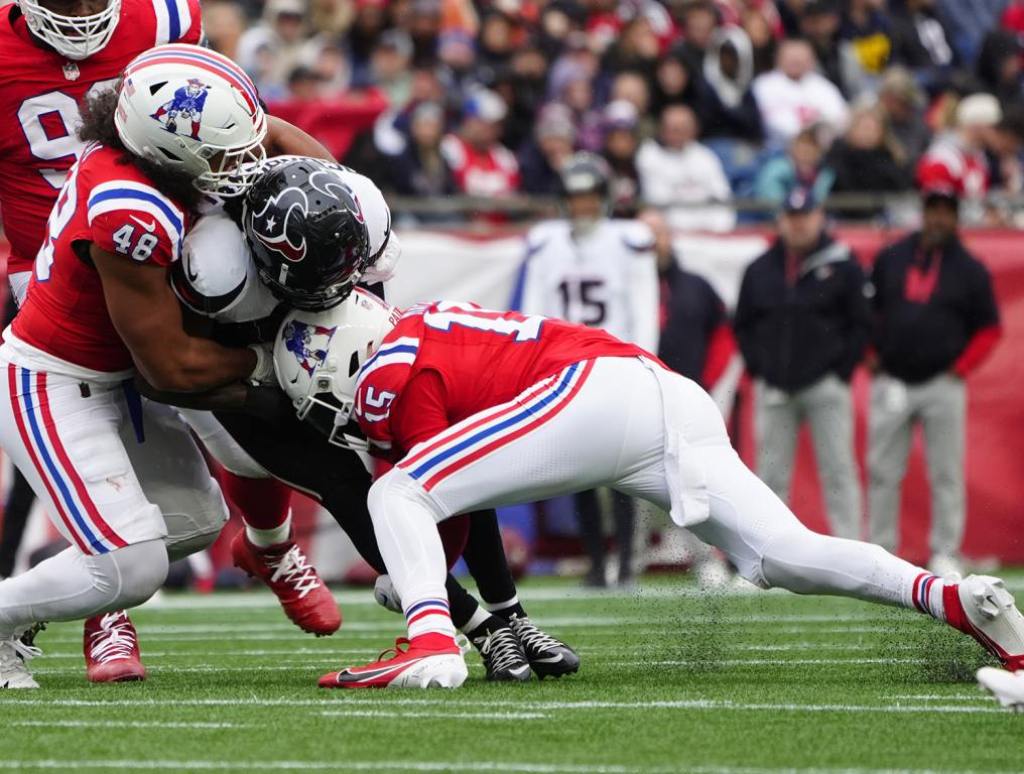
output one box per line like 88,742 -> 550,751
103,539 -> 170,609
163,478 -> 230,563
367,468 -> 449,524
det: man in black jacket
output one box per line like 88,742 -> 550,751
867,187 -> 1001,577
735,187 -> 870,539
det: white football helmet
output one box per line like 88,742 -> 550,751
115,44 -> 268,197
274,290 -> 395,450
19,0 -> 122,61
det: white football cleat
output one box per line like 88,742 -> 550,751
0,635 -> 41,689
954,575 -> 1024,671
977,667 -> 1024,712
373,574 -> 402,614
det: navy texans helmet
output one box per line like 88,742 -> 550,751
243,157 -> 372,311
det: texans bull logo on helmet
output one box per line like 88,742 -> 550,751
283,320 -> 338,378
248,174 -> 365,265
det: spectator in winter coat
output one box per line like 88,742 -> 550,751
752,38 -> 851,149
800,0 -> 866,98
701,26 -> 764,144
868,187 -> 1002,577
441,88 -> 521,200
877,67 -> 932,166
518,103 -> 578,196
827,105 -> 912,217
636,105 -> 736,232
387,101 -> 457,203
841,0 -> 894,77
889,0 -> 958,93
602,100 -> 643,217
735,187 -> 870,540
754,127 -> 836,209
976,31 -> 1024,108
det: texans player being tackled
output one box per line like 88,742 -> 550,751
0,43 -> 338,690
274,300 -> 1024,688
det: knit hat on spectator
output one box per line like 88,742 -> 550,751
956,93 -> 1002,128
536,103 -> 576,141
603,99 -> 639,131
463,88 -> 507,123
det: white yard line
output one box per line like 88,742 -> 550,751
607,658 -> 929,667
319,709 -> 549,720
9,720 -> 250,729
0,695 -> 1005,715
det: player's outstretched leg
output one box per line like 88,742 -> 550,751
83,610 -> 145,683
690,444 -> 1024,671
461,512 -> 579,679
225,474 -> 340,637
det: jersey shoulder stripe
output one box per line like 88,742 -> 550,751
87,182 -> 185,260
151,0 -> 195,44
357,337 -> 420,385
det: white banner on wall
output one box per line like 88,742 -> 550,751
385,228 -> 771,312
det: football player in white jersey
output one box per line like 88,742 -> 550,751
514,152 -> 659,587
152,156 -> 580,682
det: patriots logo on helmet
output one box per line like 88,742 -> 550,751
248,186 -> 311,263
150,78 -> 211,141
283,320 -> 337,377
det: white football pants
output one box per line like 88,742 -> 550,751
369,357 -> 927,619
0,360 -> 227,636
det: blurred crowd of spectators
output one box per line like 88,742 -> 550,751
202,0 -> 1024,224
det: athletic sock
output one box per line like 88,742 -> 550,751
464,610 -> 508,641
405,598 -> 456,640
908,572 -> 954,623
246,511 -> 292,548
486,594 -> 527,621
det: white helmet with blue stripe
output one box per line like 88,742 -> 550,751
114,44 -> 268,197
274,289 -> 395,450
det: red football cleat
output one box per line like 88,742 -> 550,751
84,611 -> 146,684
318,633 -> 467,689
231,530 -> 341,636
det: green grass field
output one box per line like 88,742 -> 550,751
2,574 -> 1023,773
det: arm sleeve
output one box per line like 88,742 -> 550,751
180,0 -> 203,44
953,325 -> 1002,377
390,369 -> 451,456
89,211 -> 178,267
626,249 -> 660,353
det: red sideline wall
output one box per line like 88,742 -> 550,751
743,227 -> 1024,565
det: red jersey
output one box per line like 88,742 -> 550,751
0,0 -> 201,275
11,143 -> 187,373
439,135 -> 520,198
353,301 -> 651,458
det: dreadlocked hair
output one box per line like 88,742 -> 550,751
78,86 -> 203,211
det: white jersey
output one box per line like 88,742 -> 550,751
174,165 -> 397,324
515,219 -> 660,353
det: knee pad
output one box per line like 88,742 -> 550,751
367,469 -> 446,523
163,476 -> 230,563
98,539 -> 169,609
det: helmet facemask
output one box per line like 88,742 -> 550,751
19,0 -> 121,60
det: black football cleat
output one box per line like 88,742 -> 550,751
507,615 -> 580,679
471,626 -> 531,682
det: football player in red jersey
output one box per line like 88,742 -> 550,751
277,301 -> 1024,689
0,44 -> 332,690
0,0 -> 338,684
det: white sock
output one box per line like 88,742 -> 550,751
463,605 -> 493,635
367,471 -> 453,641
484,594 -> 519,614
405,598 -> 456,639
246,511 -> 292,548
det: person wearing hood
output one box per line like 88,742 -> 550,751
700,26 -> 764,144
734,187 -> 869,541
